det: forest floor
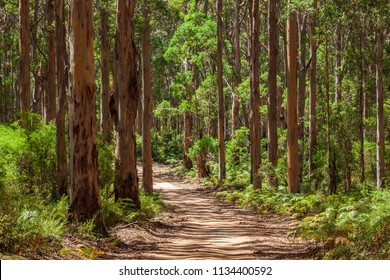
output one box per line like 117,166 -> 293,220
11,163 -> 320,260
97,163 -> 320,260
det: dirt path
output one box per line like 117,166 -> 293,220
107,164 -> 318,260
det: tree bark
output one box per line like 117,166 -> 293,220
56,0 -> 68,197
335,25 -> 342,102
46,0 -> 56,123
68,0 -> 106,234
308,0 -> 317,176
231,0 -> 241,138
19,0 -> 31,126
100,0 -> 112,143
286,3 -> 300,193
267,0 -> 278,187
142,0 -> 153,194
376,29 -> 385,189
325,44 -> 336,194
297,13 -> 307,185
217,0 -> 226,180
249,0 -> 261,190
114,0 -> 140,208
359,28 -> 365,184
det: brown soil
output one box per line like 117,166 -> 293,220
102,163 -> 319,260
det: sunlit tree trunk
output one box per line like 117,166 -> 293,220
114,0 -> 140,208
297,12 -> 307,185
142,0 -> 153,193
217,0 -> 226,180
287,2 -> 299,193
308,0 -> 317,176
68,0 -> 106,234
267,0 -> 278,188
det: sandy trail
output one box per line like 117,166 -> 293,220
111,163 -> 317,260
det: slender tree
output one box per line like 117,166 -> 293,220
308,0 -> 317,176
267,0 -> 278,187
376,29 -> 385,189
217,0 -> 226,180
46,0 -> 56,123
56,0 -> 68,197
114,0 -> 141,208
286,2 -> 300,193
68,0 -> 105,234
231,0 -> 242,138
100,0 -> 112,143
19,0 -> 30,125
142,0 -> 153,193
249,0 -> 261,190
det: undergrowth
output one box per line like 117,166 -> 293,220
0,120 -> 169,258
215,184 -> 390,259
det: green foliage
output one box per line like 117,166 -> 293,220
293,190 -> 390,259
225,127 -> 250,185
188,135 -> 218,162
127,191 -> 170,222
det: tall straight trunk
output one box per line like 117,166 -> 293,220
142,0 -> 153,193
46,0 -> 56,123
19,0 -> 31,125
376,30 -> 385,189
114,0 -> 140,208
335,25 -> 342,102
267,0 -> 278,187
297,13 -> 307,184
286,2 -> 299,193
231,0 -> 241,137
249,0 -> 261,190
56,0 -> 68,197
217,0 -> 226,180
308,0 -> 317,175
183,109 -> 193,169
359,30 -> 365,184
100,0 -> 112,143
68,0 -> 105,234
325,44 -> 336,194
32,0 -> 41,114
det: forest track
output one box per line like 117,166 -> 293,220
106,163 -> 318,260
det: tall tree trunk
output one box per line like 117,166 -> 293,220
376,29 -> 385,189
100,0 -> 112,143
217,0 -> 226,180
19,0 -> 31,126
46,0 -> 56,123
249,0 -> 261,190
308,0 -> 317,176
183,109 -> 193,169
359,29 -> 365,184
267,0 -> 278,187
325,44 -> 336,194
32,0 -> 41,114
231,0 -> 242,138
142,0 -> 153,193
114,0 -> 140,208
334,25 -> 342,102
286,2 -> 299,193
297,13 -> 307,185
56,0 -> 68,197
68,0 -> 106,234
